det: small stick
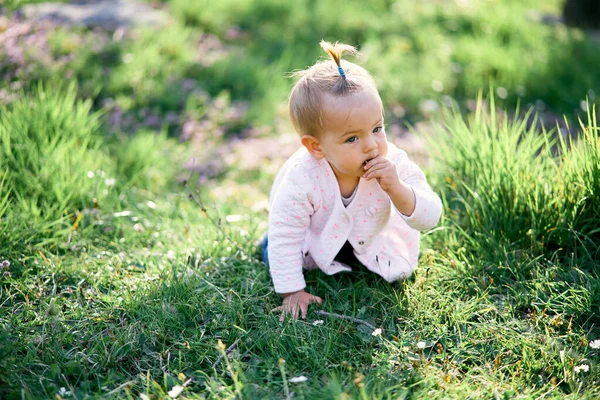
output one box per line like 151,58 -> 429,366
187,188 -> 249,257
212,339 -> 241,368
314,310 -> 377,330
106,380 -> 136,396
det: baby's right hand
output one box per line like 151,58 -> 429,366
273,290 -> 322,321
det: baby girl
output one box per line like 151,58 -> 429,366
262,41 -> 442,319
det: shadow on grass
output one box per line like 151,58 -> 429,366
0,240 -> 422,398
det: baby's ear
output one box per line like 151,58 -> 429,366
301,135 -> 325,159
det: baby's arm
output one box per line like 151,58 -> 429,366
393,155 -> 442,231
363,153 -> 441,231
268,178 -> 321,319
363,155 -> 417,215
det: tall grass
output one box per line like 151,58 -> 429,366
0,85 -> 182,258
431,93 -> 559,258
0,84 -> 105,256
433,94 -> 600,263
556,109 -> 600,263
0,84 -> 105,220
430,94 -> 600,331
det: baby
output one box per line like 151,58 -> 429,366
262,41 -> 442,319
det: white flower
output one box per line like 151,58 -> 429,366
104,178 -> 116,186
312,320 -> 324,326
417,341 -> 427,349
371,328 -> 382,337
147,201 -> 157,209
589,339 -> 600,349
574,364 -> 590,373
289,376 -> 309,383
58,387 -> 71,397
168,384 -> 184,398
225,214 -> 242,223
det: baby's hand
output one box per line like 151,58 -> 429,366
273,290 -> 322,321
363,155 -> 401,193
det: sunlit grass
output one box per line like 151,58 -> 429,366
4,0 -> 599,130
1,85 -> 599,398
1,0 -> 600,398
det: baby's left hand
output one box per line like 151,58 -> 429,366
363,155 -> 401,193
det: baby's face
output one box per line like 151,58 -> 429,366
318,89 -> 387,183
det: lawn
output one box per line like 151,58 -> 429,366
1,0 -> 599,398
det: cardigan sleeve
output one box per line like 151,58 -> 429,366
267,173 -> 314,294
393,152 -> 442,231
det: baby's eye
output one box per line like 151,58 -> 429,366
346,136 -> 358,143
373,126 -> 382,133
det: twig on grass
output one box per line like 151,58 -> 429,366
212,339 -> 241,368
314,310 -> 377,330
106,380 -> 137,396
184,161 -> 248,257
186,185 -> 250,258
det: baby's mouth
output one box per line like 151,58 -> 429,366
363,158 -> 374,167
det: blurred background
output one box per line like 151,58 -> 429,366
1,0 -> 599,182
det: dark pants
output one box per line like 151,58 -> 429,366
261,236 -> 361,269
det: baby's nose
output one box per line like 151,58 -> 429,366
364,140 -> 378,154
365,136 -> 377,153
366,145 -> 379,157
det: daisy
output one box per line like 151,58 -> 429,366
574,364 -> 590,373
589,339 -> 600,349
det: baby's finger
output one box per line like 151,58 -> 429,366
364,167 -> 385,181
369,162 -> 393,177
363,155 -> 379,170
310,295 -> 323,305
300,303 -> 308,319
365,162 -> 387,173
363,156 -> 388,170
292,305 -> 301,320
279,306 -> 297,321
272,306 -> 283,314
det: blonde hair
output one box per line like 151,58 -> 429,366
288,40 -> 381,137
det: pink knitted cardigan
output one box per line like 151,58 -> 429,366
267,142 -> 442,294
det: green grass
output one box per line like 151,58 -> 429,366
4,0 -> 600,132
1,84 -> 599,398
1,0 -> 600,398
160,0 -> 600,124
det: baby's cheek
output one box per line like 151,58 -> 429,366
379,140 -> 388,158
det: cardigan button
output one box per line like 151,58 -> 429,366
365,207 -> 376,217
358,240 -> 364,245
